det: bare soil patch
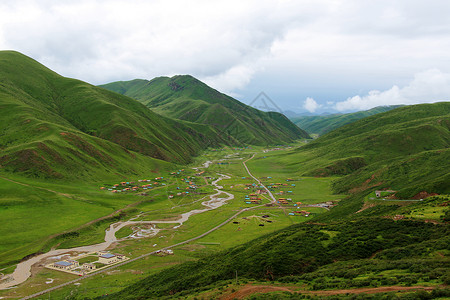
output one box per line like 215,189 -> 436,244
220,284 -> 438,299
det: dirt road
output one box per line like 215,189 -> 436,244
5,157 -> 267,299
1,174 -> 233,291
242,154 -> 277,204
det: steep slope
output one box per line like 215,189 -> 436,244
281,103 -> 450,198
291,105 -> 402,135
107,218 -> 449,299
0,51 -> 223,179
100,76 -> 309,145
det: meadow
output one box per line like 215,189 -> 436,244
0,144 -> 344,299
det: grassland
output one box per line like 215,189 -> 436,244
0,144 -> 342,299
1,138 -> 448,299
0,175 -> 143,268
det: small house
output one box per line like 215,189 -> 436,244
53,260 -> 79,270
82,263 -> 96,270
98,253 -> 122,264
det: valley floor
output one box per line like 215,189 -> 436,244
2,144 -> 447,299
0,145 -> 340,299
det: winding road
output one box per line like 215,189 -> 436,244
0,155 -> 270,299
1,175 -> 233,291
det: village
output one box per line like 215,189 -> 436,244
240,177 -> 335,216
45,251 -> 129,276
97,148 -> 338,227
99,168 -> 206,200
0,146 -> 345,298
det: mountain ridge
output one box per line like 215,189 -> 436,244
291,105 -> 403,135
0,51 -> 224,179
100,76 -> 310,145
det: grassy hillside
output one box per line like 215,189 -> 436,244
278,103 -> 450,200
100,76 -> 309,145
291,106 -> 402,135
0,51 -> 225,180
107,218 -> 449,299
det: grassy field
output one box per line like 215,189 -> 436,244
0,175 -> 139,268
5,142 -> 448,300
0,144 -> 344,299
2,141 -> 448,299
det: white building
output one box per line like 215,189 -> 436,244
82,263 -> 96,270
98,253 -> 125,264
53,260 -> 79,270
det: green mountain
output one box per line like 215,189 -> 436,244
0,51 -> 224,179
281,102 -> 450,200
291,106 -> 402,135
100,76 -> 309,144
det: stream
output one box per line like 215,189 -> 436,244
0,174 -> 233,290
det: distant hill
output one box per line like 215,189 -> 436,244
0,51 -> 224,179
287,102 -> 450,199
291,106 -> 402,135
100,77 -> 309,145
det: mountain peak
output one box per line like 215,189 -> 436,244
100,76 -> 310,144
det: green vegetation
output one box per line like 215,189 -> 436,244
106,218 -> 449,299
100,76 -> 310,145
1,51 -> 449,300
115,226 -> 134,239
92,104 -> 449,299
264,103 -> 450,207
0,50 -> 226,180
244,288 -> 450,299
291,105 -> 402,135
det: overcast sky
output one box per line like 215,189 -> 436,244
1,0 -> 450,113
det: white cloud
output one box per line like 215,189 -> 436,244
201,64 -> 259,96
303,97 -> 321,113
1,0 -> 450,106
0,0 -> 307,91
334,69 -> 450,111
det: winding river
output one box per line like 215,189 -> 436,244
0,174 -> 233,290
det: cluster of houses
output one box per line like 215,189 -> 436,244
277,198 -> 290,205
100,178 -> 167,193
266,182 -> 296,191
155,249 -> 174,256
167,176 -> 200,199
244,194 -> 262,204
100,170 -> 203,196
243,183 -> 267,191
170,169 -> 185,176
288,210 -> 311,217
47,252 -> 128,275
